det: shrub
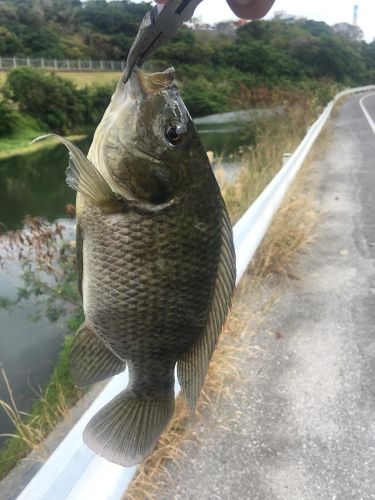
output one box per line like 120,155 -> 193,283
4,67 -> 87,134
4,67 -> 114,134
181,78 -> 228,117
0,100 -> 19,137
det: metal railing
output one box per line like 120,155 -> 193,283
0,57 -> 123,72
17,85 -> 375,500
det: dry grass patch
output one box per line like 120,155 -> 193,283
251,177 -> 318,279
250,125 -> 331,279
222,106 -> 317,223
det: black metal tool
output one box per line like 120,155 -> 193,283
123,0 -> 203,82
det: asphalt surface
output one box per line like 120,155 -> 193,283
155,92 -> 375,500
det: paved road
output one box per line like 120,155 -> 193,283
155,92 -> 375,500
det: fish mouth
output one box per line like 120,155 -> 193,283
133,67 -> 176,95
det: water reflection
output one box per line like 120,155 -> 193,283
0,137 -> 91,230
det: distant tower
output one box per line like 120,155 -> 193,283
353,4 -> 358,26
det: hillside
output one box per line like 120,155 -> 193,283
0,0 -> 374,84
0,0 -> 374,141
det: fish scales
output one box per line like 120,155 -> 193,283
81,189 -> 222,366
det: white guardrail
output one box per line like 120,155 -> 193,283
18,86 -> 375,500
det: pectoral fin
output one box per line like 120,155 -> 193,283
177,198 -> 236,412
33,134 -> 121,210
70,324 -> 126,388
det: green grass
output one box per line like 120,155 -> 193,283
57,71 -> 121,88
0,115 -> 86,160
0,71 -> 121,89
0,335 -> 83,480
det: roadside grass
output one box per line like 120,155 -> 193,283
222,99 -> 320,224
251,128 -> 331,279
0,336 -> 83,480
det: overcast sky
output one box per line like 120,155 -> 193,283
138,0 -> 375,42
194,0 -> 375,42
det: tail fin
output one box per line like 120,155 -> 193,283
83,389 -> 175,466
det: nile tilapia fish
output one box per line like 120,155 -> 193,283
40,67 -> 236,466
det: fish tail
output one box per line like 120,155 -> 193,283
83,388 -> 175,466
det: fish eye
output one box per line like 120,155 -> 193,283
165,120 -> 187,146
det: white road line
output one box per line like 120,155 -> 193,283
359,93 -> 375,135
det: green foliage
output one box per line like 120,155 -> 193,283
0,0 -> 149,59
0,100 -> 19,136
4,67 -> 83,133
0,27 -> 21,54
181,77 -> 229,117
0,0 -> 373,88
0,1 -> 374,119
3,67 -> 112,134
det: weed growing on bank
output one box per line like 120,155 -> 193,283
0,219 -> 83,480
0,336 -> 82,480
222,87 -> 330,223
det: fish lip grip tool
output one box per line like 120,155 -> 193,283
123,0 -> 203,82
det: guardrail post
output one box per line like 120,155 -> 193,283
54,59 -> 57,70
41,57 -> 44,68
78,59 -> 81,70
89,59 -> 92,70
0,57 -> 2,69
282,153 -> 292,165
67,59 -> 70,70
13,56 -> 16,68
26,57 -> 30,66
111,60 -> 114,71
100,60 -> 104,70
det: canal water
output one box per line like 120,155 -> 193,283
0,113 -> 247,448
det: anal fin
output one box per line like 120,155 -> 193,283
70,324 -> 126,388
